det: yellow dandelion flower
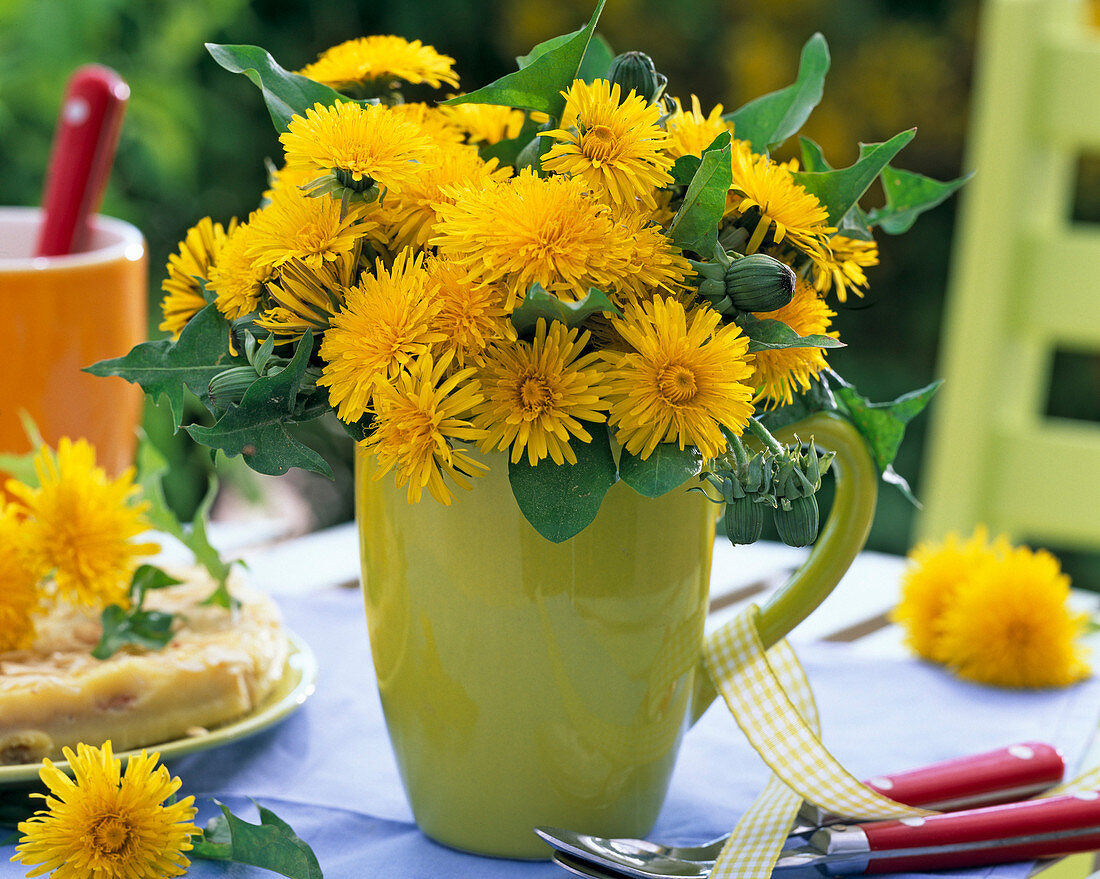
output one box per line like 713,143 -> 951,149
207,215 -> 273,321
318,250 -> 447,423
426,257 -> 514,368
377,142 -> 510,251
541,79 -> 673,209
438,102 -> 530,145
938,545 -> 1090,688
603,296 -> 755,461
5,439 -> 158,609
812,234 -> 880,303
158,216 -> 235,338
473,319 -> 608,467
604,205 -> 692,305
726,140 -> 835,258
664,95 -> 731,159
389,102 -> 467,147
749,279 -> 838,408
297,35 -> 460,91
247,184 -> 375,274
255,250 -> 360,342
14,741 -> 198,879
364,352 -> 487,506
891,526 -> 1010,662
432,169 -> 625,308
280,101 -> 436,196
0,504 -> 40,653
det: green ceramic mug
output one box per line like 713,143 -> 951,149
355,412 -> 877,859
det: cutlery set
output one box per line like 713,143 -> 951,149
537,742 -> 1100,877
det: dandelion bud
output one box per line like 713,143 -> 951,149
208,366 -> 259,410
774,494 -> 820,547
725,495 -> 765,545
724,254 -> 796,313
607,51 -> 668,104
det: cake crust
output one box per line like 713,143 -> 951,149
0,571 -> 288,765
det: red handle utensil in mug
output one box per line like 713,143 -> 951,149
35,64 -> 129,257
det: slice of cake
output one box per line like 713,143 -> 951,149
0,570 -> 288,765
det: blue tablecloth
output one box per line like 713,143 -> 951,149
3,586 -> 1100,879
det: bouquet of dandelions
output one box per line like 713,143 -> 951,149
92,1 -> 964,546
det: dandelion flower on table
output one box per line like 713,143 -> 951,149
890,526 -> 1010,662
602,296 -> 755,462
0,504 -> 40,653
726,141 -> 835,259
663,95 -> 731,159
749,279 -> 838,408
363,352 -> 487,506
937,545 -> 1090,688
426,257 -> 514,369
297,35 -> 460,92
246,184 -> 376,274
5,439 -> 158,610
280,101 -> 436,197
207,216 -> 273,322
318,249 -> 447,424
13,741 -> 198,879
540,79 -> 674,209
812,234 -> 880,303
473,319 -> 608,467
158,216 -> 235,338
432,169 -> 626,309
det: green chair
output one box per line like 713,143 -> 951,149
917,0 -> 1100,550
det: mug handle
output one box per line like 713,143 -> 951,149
690,411 -> 879,722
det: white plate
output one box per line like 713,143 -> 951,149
0,629 -> 318,788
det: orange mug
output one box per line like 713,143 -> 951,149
1,206 -> 147,476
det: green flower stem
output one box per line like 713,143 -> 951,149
754,412 -> 879,647
745,417 -> 786,457
726,430 -> 750,471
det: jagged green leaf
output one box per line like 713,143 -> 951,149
669,133 -> 732,255
85,305 -> 242,429
790,129 -> 915,226
186,332 -> 333,478
510,284 -> 619,335
92,603 -> 175,659
736,313 -> 845,353
671,153 -> 701,185
799,136 -> 832,172
206,43 -> 351,132
831,375 -> 942,475
619,443 -> 704,498
443,0 -> 606,117
724,34 -> 830,153
798,138 -> 877,239
577,33 -> 615,82
508,421 -> 617,542
758,376 -> 839,434
478,116 -> 542,165
866,166 -> 973,235
192,802 -> 323,879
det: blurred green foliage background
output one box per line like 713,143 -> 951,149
6,0 -> 1089,575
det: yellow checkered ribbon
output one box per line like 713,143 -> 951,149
700,603 -> 1100,879
702,606 -> 932,879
